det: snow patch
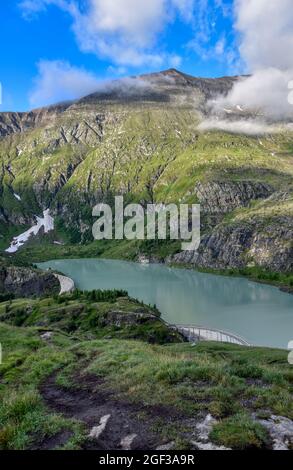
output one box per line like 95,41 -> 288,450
5,209 -> 54,254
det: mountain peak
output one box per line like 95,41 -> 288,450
139,68 -> 184,78
159,68 -> 184,75
138,68 -> 196,87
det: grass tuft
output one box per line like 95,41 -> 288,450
210,412 -> 270,449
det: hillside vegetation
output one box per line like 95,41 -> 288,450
0,70 -> 292,452
0,292 -> 292,450
0,69 -> 292,274
0,290 -> 182,344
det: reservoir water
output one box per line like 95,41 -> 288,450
38,259 -> 293,349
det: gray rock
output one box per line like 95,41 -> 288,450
255,414 -> 293,450
40,332 -> 53,341
170,215 -> 293,273
100,311 -> 158,328
195,414 -> 217,442
191,441 -> 231,451
0,265 -> 60,298
195,181 -> 273,214
89,414 -> 111,440
120,434 -> 138,450
192,414 -> 231,451
156,442 -> 175,450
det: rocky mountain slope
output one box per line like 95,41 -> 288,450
0,69 -> 292,273
0,260 -> 59,298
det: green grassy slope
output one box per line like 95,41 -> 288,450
1,109 -> 293,218
0,290 -> 182,344
0,317 -> 292,450
0,73 -> 292,274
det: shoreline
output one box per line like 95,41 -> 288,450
165,262 -> 293,296
38,253 -> 293,296
3,242 -> 292,294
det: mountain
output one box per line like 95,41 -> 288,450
0,69 -> 292,274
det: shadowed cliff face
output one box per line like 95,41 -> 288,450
0,103 -> 72,138
172,215 -> 293,273
0,69 -> 292,273
0,264 -> 59,298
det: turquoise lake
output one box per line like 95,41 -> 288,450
38,259 -> 293,349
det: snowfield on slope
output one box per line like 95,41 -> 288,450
6,209 -> 54,253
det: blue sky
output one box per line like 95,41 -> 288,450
1,0 -> 240,111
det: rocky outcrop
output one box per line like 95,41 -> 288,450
169,215 -> 293,272
247,216 -> 293,272
254,415 -> 293,451
99,310 -> 159,328
194,223 -> 254,270
0,103 -> 71,138
170,224 -> 253,269
167,180 -> 292,273
0,265 -> 60,298
195,181 -> 274,214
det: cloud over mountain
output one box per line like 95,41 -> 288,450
29,60 -> 100,108
209,0 -> 293,125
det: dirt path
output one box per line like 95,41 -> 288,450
39,371 -> 176,450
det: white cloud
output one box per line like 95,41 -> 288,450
20,0 -> 68,17
29,59 -> 168,108
214,37 -> 226,56
198,118 -> 279,136
107,65 -> 128,76
212,68 -> 293,120
74,0 -> 168,50
214,0 -> 232,18
171,0 -> 195,22
20,0 -> 194,67
20,0 -> 46,15
168,54 -> 183,68
235,0 -> 293,71
209,0 -> 293,128
29,60 -> 100,108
